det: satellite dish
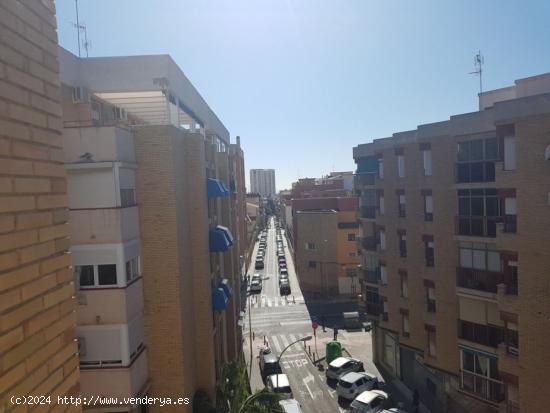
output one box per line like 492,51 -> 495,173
545,145 -> 550,161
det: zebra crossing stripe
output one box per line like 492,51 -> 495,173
289,334 -> 297,343
274,299 -> 278,307
280,334 -> 290,349
271,335 -> 281,353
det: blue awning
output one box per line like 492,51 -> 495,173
207,178 -> 230,198
212,287 -> 229,311
219,278 -> 233,299
209,226 -> 234,252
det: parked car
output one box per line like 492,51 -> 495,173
381,409 -> 409,413
326,357 -> 364,380
350,390 -> 389,413
251,273 -> 262,283
280,281 -> 291,296
255,259 -> 264,270
279,273 -> 289,283
336,372 -> 379,400
278,251 -> 286,258
259,348 -> 282,379
278,399 -> 304,413
279,262 -> 287,269
279,268 -> 288,276
266,374 -> 293,399
250,279 -> 262,293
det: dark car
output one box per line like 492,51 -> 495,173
255,259 -> 264,270
280,281 -> 291,296
259,349 -> 282,379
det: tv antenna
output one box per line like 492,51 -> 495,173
469,50 -> 484,94
73,0 -> 91,57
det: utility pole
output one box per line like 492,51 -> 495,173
469,50 -> 484,94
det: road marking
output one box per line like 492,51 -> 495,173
302,373 -> 315,399
280,334 -> 289,349
274,299 -> 278,307
267,298 -> 272,307
271,335 -> 281,353
289,333 -> 297,343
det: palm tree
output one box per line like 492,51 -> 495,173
216,361 -> 283,413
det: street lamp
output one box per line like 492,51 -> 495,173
276,335 -> 312,388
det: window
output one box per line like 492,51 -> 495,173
75,264 -> 119,288
456,138 -> 499,183
457,189 -> 500,237
427,327 -> 437,357
379,195 -> 385,214
399,233 -> 407,257
397,155 -> 405,178
400,273 -> 408,298
460,349 -> 504,403
398,194 -> 406,217
98,264 -> 117,285
347,233 -> 356,241
425,240 -> 434,267
423,149 -> 432,176
402,312 -> 410,336
125,257 -> 140,282
308,261 -> 317,269
426,287 -> 436,312
121,188 -> 136,207
503,136 -> 516,171
76,265 -> 94,287
424,194 -> 433,222
379,230 -> 386,250
305,242 -> 316,251
378,159 -> 384,178
459,242 -> 501,272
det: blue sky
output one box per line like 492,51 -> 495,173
56,0 -> 550,190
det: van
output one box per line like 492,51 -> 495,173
343,311 -> 361,329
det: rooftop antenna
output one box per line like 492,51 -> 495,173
73,0 -> 91,57
469,50 -> 484,94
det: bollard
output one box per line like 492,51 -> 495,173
308,345 -> 311,356
253,331 -> 255,341
293,295 -> 296,304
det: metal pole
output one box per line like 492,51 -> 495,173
248,284 -> 253,378
75,0 -> 81,57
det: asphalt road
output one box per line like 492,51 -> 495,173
244,217 -> 348,413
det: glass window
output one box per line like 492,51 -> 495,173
470,140 -> 484,161
459,197 -> 470,215
77,265 -> 94,287
463,351 -> 474,372
471,197 -> 484,215
348,234 -> 356,241
487,251 -> 501,272
98,264 -> 117,285
460,248 -> 473,268
485,138 -> 498,160
472,250 -> 485,270
457,142 -> 470,162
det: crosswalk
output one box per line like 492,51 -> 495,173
248,295 -> 304,308
246,332 -> 310,356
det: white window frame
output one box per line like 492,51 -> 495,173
423,149 -> 432,176
397,155 -> 405,178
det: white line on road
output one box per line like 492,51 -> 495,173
270,335 -> 281,353
302,373 -> 315,399
280,334 -> 290,349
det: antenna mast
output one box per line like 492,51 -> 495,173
73,0 -> 91,57
469,50 -> 484,94
75,0 -> 81,57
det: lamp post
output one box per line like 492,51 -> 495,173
276,335 -> 312,389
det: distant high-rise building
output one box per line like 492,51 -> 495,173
250,169 -> 276,198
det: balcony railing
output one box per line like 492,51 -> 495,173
354,173 -> 376,187
360,205 -> 377,219
456,161 -> 496,183
365,302 -> 381,317
456,215 -> 499,237
460,370 -> 504,404
457,267 -> 518,295
459,320 -> 504,348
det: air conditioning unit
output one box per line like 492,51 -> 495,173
72,86 -> 90,103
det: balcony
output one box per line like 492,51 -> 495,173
456,216 -> 499,238
427,300 -> 436,313
70,206 -> 140,244
360,205 -> 377,219
363,268 -> 380,284
457,267 -> 517,295
63,126 -> 136,164
460,369 -> 504,404
354,173 -> 376,187
360,236 -> 379,252
456,161 -> 496,183
80,348 -> 148,399
502,215 -> 517,233
77,277 -> 144,325
458,320 -> 504,348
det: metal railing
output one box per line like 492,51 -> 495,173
457,267 -> 518,295
456,215 -> 499,237
459,320 -> 504,348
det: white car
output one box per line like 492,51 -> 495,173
266,374 -> 293,399
336,372 -> 379,400
350,390 -> 389,413
278,399 -> 304,413
326,357 -> 364,380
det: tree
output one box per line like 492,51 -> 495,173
215,361 -> 283,413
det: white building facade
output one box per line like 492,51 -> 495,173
250,169 -> 276,198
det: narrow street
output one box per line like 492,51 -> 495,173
243,217 -> 374,413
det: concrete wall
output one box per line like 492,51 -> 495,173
0,1 -> 81,410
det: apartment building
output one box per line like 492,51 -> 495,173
0,1 -> 81,411
250,169 -> 276,198
293,197 -> 360,296
353,73 -> 550,412
58,47 -> 246,412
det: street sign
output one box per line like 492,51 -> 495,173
312,322 -> 319,330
